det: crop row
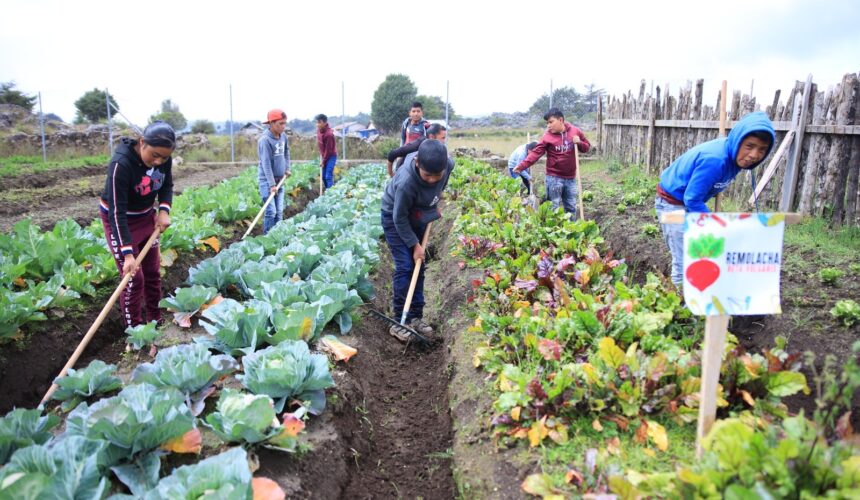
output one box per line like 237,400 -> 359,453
0,162 -> 319,339
0,163 -> 386,498
448,159 -> 857,497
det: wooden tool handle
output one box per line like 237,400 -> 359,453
243,175 -> 288,240
400,222 -> 432,325
40,228 -> 162,407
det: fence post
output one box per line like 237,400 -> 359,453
341,81 -> 346,161
715,81 -> 727,211
445,80 -> 450,146
780,74 -> 812,212
105,88 -> 113,157
645,97 -> 656,174
549,78 -> 553,109
596,95 -> 603,153
229,84 -> 235,163
38,92 -> 47,162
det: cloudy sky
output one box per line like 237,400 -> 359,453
1,0 -> 857,125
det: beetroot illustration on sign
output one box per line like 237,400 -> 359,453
686,234 -> 725,292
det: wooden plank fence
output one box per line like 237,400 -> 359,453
598,73 -> 860,226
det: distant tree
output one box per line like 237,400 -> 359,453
289,118 -> 316,134
371,74 -> 417,134
352,111 -> 371,124
191,119 -> 216,134
74,88 -> 118,123
528,86 -> 587,118
217,120 -> 241,135
415,95 -> 456,121
150,99 -> 187,131
582,83 -> 605,113
44,113 -> 64,123
0,82 -> 36,112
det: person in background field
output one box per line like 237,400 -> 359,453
100,121 -> 175,329
381,140 -> 455,342
400,101 -> 431,146
315,113 -> 337,189
258,109 -> 291,234
386,123 -> 447,177
513,108 -> 590,217
655,110 -> 775,285
393,101 -> 431,171
507,141 -> 538,194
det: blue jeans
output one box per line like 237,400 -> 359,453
381,212 -> 426,322
546,175 -> 578,217
259,178 -> 285,234
323,156 -> 337,188
655,196 -> 684,285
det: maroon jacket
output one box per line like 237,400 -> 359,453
317,124 -> 337,164
516,122 -> 590,179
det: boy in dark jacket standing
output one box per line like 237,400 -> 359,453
315,114 -> 337,189
381,140 -> 454,341
655,111 -> 775,285
258,109 -> 291,234
100,121 -> 175,328
513,108 -> 590,217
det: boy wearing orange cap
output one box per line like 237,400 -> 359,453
258,109 -> 291,234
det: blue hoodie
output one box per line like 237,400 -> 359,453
658,111 -> 775,212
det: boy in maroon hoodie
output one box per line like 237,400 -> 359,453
513,108 -> 590,217
315,114 -> 337,188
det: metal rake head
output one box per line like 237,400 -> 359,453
366,308 -> 432,348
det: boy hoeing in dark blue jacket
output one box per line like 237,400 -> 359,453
655,111 -> 775,285
381,139 -> 454,342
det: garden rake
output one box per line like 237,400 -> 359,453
367,223 -> 433,348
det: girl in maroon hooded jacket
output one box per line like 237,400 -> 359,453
513,107 -> 590,217
99,121 -> 175,328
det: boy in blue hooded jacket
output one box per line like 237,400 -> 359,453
655,111 -> 775,285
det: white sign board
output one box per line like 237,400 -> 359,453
683,213 -> 785,316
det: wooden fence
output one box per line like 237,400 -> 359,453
598,73 -> 860,226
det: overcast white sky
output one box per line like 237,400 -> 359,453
1,0 -> 857,125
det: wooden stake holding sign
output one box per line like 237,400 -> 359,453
40,228 -> 162,408
660,210 -> 800,457
714,80 -> 728,212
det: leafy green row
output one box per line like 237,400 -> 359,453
446,159 -> 849,497
164,163 -> 385,352
0,163 -> 388,497
0,162 -> 318,340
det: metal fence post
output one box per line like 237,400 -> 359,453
549,79 -> 553,109
38,92 -> 47,161
445,80 -> 450,145
229,84 -> 235,163
105,88 -> 113,156
341,81 -> 346,161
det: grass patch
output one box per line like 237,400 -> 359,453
0,154 -> 110,177
537,416 -> 696,490
179,134 -> 393,164
448,127 -> 597,158
783,218 -> 860,264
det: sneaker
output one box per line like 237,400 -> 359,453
409,318 -> 434,336
389,324 -> 411,342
